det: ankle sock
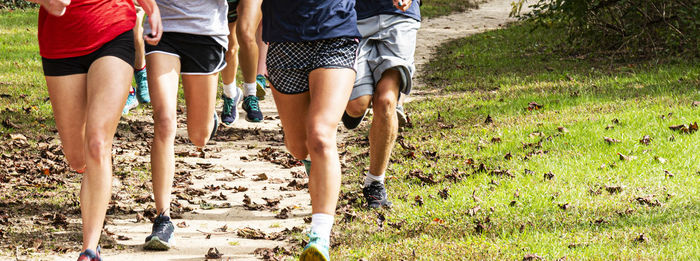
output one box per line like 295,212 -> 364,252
364,172 -> 385,188
223,82 -> 237,98
310,213 -> 333,242
243,82 -> 256,97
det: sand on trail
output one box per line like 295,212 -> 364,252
49,1 -> 528,260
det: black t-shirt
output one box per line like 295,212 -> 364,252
262,0 -> 361,42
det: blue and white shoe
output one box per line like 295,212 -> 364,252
300,232 -> 330,261
221,87 -> 243,125
122,90 -> 139,115
144,213 -> 174,251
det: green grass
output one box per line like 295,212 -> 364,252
420,0 -> 482,18
335,22 -> 700,260
0,9 -> 53,136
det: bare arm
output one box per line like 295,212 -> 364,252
27,0 -> 70,16
135,0 -> 162,45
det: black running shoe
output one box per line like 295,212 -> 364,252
144,213 -> 174,250
242,96 -> 263,122
362,181 -> 392,209
341,110 -> 367,130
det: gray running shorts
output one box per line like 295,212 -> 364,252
350,14 -> 420,101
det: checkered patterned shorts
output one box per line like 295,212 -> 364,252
266,38 -> 358,95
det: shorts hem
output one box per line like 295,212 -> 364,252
145,50 -> 181,58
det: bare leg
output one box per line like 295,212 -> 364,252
221,21 -> 239,86
182,74 -> 219,147
47,56 -> 131,251
368,69 -> 401,176
306,68 -> 355,214
133,10 -> 146,70
236,0 -> 262,84
255,22 -> 267,77
147,53 -> 181,215
46,75 -> 87,171
79,56 -> 132,251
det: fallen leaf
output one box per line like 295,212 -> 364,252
544,172 -> 555,180
438,188 -> 450,199
634,233 -> 649,243
253,173 -> 268,181
557,126 -> 569,133
414,195 -> 424,206
484,115 -> 493,124
604,137 -> 621,144
527,102 -> 543,111
523,254 -> 543,261
205,247 -> 223,259
177,221 -> 188,228
654,156 -> 667,164
639,135 -> 652,145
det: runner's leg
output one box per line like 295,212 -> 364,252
83,56 -> 132,251
368,69 -> 401,177
182,74 -> 219,147
306,68 -> 355,215
147,53 -> 181,216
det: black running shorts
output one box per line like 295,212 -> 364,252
145,32 -> 227,75
41,30 -> 135,76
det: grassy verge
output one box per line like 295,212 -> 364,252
420,0 -> 482,18
335,22 -> 700,260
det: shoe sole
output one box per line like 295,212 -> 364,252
299,246 -> 328,261
397,108 -> 408,127
143,236 -> 171,251
256,83 -> 266,101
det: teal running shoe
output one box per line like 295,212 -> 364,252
255,74 -> 267,100
300,232 -> 330,261
134,69 -> 150,104
122,90 -> 139,115
302,159 -> 311,176
242,95 -> 263,122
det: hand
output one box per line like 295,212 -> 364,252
393,0 -> 412,12
39,0 -> 71,16
143,8 -> 162,46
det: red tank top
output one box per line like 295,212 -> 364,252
38,0 -> 136,59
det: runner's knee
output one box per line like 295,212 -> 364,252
306,125 -> 336,156
187,128 -> 210,147
372,92 -> 398,115
85,132 -> 110,161
346,96 -> 371,117
152,113 -> 177,142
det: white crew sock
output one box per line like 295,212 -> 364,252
364,172 -> 385,187
243,82 -> 256,97
310,213 -> 333,242
223,82 -> 238,98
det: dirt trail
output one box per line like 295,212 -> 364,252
48,1 -> 527,260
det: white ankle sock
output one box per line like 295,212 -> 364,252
223,82 -> 237,98
364,172 -> 385,187
243,82 -> 256,97
310,213 -> 333,241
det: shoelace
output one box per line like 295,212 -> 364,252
245,97 -> 260,111
152,218 -> 172,236
223,97 -> 233,114
364,184 -> 385,201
